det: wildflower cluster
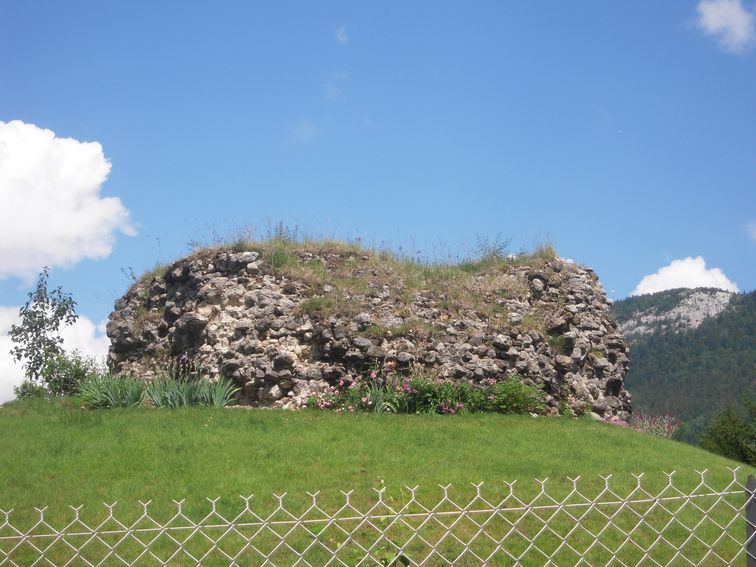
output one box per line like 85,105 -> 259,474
307,367 -> 546,416
607,416 -> 629,428
438,400 -> 465,415
628,412 -> 681,439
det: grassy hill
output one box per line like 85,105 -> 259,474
1,399 -> 751,513
1,400 -> 752,565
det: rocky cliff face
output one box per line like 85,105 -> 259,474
107,244 -> 632,419
616,289 -> 734,343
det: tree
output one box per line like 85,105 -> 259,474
698,398 -> 755,465
9,267 -> 78,384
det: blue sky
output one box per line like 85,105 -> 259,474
0,1 -> 755,398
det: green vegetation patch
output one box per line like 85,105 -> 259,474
296,296 -> 335,317
0,399 -> 750,514
308,373 -> 546,415
138,261 -> 171,285
0,400 -> 750,565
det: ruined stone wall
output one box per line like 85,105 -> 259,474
107,249 -> 632,419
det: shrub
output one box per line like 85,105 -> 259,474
13,380 -> 48,400
78,374 -> 145,409
699,400 -> 755,465
486,379 -> 547,414
628,412 -> 681,439
42,351 -> 103,397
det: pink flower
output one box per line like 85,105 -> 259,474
608,416 -> 629,428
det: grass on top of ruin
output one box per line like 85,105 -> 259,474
131,226 -> 561,333
197,227 -> 558,285
0,398 -> 751,527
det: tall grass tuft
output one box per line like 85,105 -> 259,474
146,376 -> 198,408
200,378 -> 240,408
78,374 -> 145,409
146,376 -> 238,408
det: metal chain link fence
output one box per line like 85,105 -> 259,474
1,468 -> 754,566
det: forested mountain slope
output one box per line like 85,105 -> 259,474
613,289 -> 755,442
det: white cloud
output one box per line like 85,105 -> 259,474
334,25 -> 349,45
746,221 -> 756,243
696,0 -> 755,53
0,120 -> 135,281
0,308 -> 22,404
0,306 -> 109,404
60,317 -> 110,361
286,118 -> 318,144
324,71 -> 348,100
631,256 -> 739,296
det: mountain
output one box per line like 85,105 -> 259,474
613,288 -> 756,442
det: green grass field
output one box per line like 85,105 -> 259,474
0,400 -> 752,565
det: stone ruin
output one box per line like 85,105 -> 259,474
107,246 -> 632,419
